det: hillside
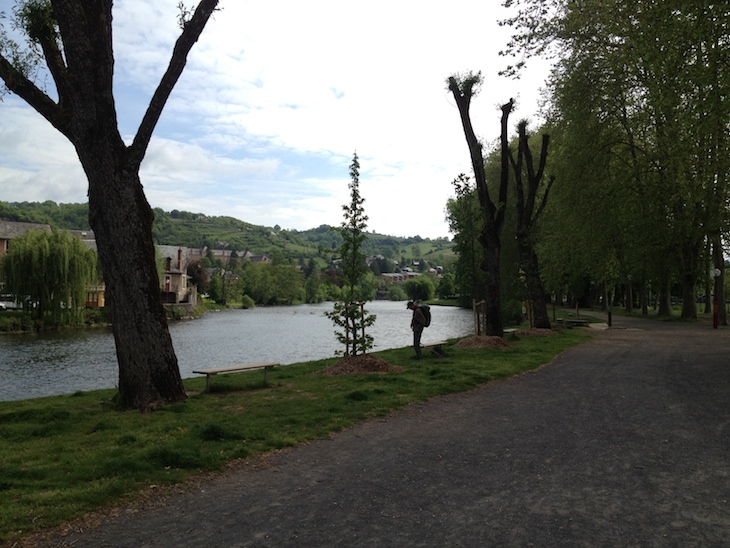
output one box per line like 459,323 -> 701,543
0,201 -> 455,265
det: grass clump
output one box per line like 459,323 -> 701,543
0,329 -> 590,543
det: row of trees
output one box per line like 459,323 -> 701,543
446,0 -> 729,330
506,0 -> 729,321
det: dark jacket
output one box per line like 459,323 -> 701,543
411,307 -> 426,331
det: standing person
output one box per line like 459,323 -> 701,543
407,301 -> 426,359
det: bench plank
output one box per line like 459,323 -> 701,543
556,318 -> 590,326
193,362 -> 279,392
423,341 -> 449,358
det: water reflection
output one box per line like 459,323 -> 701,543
0,301 -> 472,402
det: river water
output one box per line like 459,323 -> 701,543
0,301 -> 473,402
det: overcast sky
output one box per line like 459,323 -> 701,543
0,0 -> 551,239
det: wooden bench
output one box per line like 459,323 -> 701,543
193,362 -> 279,393
423,340 -> 449,358
556,317 -> 590,327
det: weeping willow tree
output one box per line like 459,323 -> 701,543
3,229 -> 97,325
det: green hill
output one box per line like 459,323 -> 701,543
0,201 -> 455,265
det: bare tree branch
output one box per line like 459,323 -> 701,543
0,51 -> 69,136
129,0 -> 219,169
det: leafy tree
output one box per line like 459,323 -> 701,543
304,270 -> 323,303
388,285 -> 408,301
404,276 -> 435,302
241,293 -> 255,309
0,0 -> 219,409
326,153 -> 376,356
446,73 -> 514,335
208,270 -> 226,304
3,228 -> 96,325
271,263 -> 304,305
446,174 -> 484,307
437,273 -> 456,299
242,263 -> 271,305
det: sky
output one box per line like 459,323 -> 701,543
0,0 -> 551,240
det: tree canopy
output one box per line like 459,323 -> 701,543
499,0 -> 730,317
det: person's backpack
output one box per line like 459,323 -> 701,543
420,304 -> 431,327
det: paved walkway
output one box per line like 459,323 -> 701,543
43,314 -> 730,547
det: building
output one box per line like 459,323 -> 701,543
157,245 -> 197,305
0,220 -> 51,258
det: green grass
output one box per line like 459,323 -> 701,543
0,330 -> 591,543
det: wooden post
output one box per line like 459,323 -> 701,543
473,298 -> 477,335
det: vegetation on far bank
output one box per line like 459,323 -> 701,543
0,328 -> 591,543
0,200 -> 454,266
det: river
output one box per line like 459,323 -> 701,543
0,301 -> 473,402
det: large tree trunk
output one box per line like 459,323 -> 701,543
479,224 -> 504,336
640,279 -> 649,316
80,140 -> 186,410
657,277 -> 672,317
678,240 -> 700,320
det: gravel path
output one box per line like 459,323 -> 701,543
38,314 -> 730,547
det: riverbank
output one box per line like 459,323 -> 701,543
0,301 -> 476,402
0,327 -> 591,544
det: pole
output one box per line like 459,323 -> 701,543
712,268 -> 720,329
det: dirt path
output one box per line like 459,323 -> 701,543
36,315 -> 730,546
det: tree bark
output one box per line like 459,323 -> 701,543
640,279 -> 649,316
478,225 -> 503,336
678,239 -> 700,320
657,278 -> 672,317
82,148 -> 186,409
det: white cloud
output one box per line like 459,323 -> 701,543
0,103 -> 87,203
0,0 -> 552,238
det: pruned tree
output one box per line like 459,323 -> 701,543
0,0 -> 219,410
448,72 -> 514,336
326,152 -> 376,356
509,120 -> 553,328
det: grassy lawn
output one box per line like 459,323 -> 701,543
0,329 -> 591,543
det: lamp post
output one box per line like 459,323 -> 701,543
713,267 -> 720,329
